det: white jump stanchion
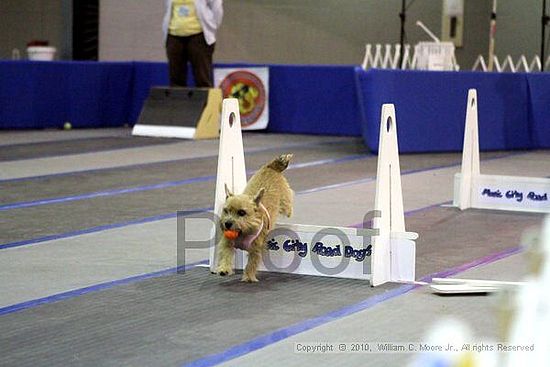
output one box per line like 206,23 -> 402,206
371,105 -> 418,285
453,89 -> 550,213
209,99 -> 247,272
209,99 -> 418,285
457,89 -> 480,210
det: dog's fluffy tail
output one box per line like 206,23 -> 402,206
268,154 -> 293,172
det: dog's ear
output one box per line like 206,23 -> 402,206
224,183 -> 234,199
253,188 -> 265,206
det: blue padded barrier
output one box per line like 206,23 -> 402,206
0,61 -> 362,137
129,62 -> 362,136
525,73 -> 550,149
130,62 -> 170,124
1,60 -> 549,152
0,60 -> 133,129
355,68 -> 532,153
267,65 -> 362,136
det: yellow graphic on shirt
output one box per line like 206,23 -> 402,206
169,0 -> 202,36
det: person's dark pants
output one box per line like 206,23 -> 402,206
166,33 -> 215,87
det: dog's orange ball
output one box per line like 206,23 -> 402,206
224,230 -> 239,240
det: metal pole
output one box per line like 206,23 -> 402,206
61,0 -> 73,60
398,0 -> 406,69
542,0 -> 548,71
487,0 -> 498,71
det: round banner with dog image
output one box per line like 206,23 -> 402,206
214,67 -> 269,130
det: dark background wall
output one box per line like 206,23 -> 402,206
0,0 -> 546,69
0,0 -> 70,60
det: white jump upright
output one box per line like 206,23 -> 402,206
209,98 -> 417,286
453,89 -> 550,213
371,104 -> 418,286
209,99 -> 247,271
457,89 -> 480,210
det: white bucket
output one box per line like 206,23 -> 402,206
27,46 -> 57,61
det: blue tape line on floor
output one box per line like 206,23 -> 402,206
0,197 -> 449,316
0,154 -> 369,211
181,246 -> 523,367
0,151 -> 521,251
0,260 -> 208,317
0,176 -> 216,211
0,207 -> 212,250
0,212 -> 177,250
0,139 -> 362,183
183,284 -> 417,367
0,156 -> 373,251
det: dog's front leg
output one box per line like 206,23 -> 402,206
216,238 -> 235,276
242,247 -> 262,282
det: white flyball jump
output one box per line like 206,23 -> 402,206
453,89 -> 550,213
209,98 -> 417,286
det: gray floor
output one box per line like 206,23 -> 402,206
0,136 -> 181,162
219,253 -> 527,367
0,128 -> 547,367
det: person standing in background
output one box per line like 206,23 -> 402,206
163,0 -> 223,87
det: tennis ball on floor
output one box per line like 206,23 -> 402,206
224,230 -> 239,240
63,122 -> 72,130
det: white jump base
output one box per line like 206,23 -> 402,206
208,98 -> 418,286
132,125 -> 196,139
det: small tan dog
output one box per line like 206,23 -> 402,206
217,154 -> 294,282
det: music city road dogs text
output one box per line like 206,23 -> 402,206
267,239 -> 371,262
481,188 -> 548,203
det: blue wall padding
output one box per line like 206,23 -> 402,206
1,60 -> 548,152
525,73 -> 550,149
0,61 -> 361,136
0,61 -> 133,128
267,65 -> 362,136
129,62 -> 170,124
355,68 -> 535,152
